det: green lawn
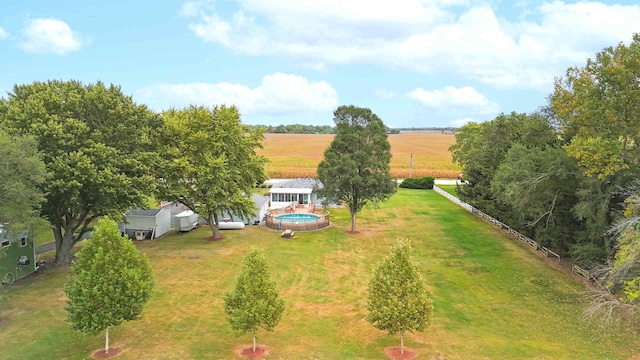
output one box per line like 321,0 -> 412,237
1,189 -> 639,359
436,184 -> 458,197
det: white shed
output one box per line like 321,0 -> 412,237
251,194 -> 269,225
174,210 -> 200,232
123,208 -> 172,240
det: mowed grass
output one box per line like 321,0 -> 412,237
437,184 -> 459,197
259,132 -> 461,179
1,190 -> 639,359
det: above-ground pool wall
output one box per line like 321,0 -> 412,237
264,208 -> 330,231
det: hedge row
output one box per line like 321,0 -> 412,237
399,176 -> 435,189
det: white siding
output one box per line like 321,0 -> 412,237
154,209 -> 172,238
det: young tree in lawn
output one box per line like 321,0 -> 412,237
64,218 -> 154,354
1,80 -> 162,264
367,242 -> 433,355
223,247 -> 284,352
317,105 -> 396,232
157,105 -> 266,239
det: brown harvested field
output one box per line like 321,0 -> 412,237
259,131 -> 461,179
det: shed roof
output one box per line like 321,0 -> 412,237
126,208 -> 163,217
252,194 -> 269,208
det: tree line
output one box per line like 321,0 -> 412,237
252,123 -> 400,134
255,124 -> 336,134
450,34 -> 640,321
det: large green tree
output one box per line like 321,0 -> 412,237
317,105 -> 396,232
549,34 -> 640,262
223,247 -> 285,352
64,218 -> 154,354
0,80 -> 162,264
450,112 -> 556,225
490,143 -> 582,254
157,105 -> 266,238
550,34 -> 640,182
366,241 -> 433,355
0,130 -> 47,229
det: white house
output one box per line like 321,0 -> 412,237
122,208 -> 172,240
269,178 -> 323,210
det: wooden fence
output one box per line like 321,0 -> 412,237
433,186 -> 561,263
572,264 -> 592,281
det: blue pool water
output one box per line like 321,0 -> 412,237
276,213 -> 321,223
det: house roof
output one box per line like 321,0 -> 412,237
271,178 -> 322,190
126,208 -> 164,217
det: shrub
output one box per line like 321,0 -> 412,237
399,176 -> 435,189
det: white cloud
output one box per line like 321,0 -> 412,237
136,73 -> 338,115
407,86 -> 499,114
0,27 -> 8,39
183,1 -> 640,90
20,18 -> 88,55
450,118 -> 477,127
179,0 -> 214,17
375,88 -> 395,99
298,62 -> 327,72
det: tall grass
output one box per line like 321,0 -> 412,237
1,190 -> 638,359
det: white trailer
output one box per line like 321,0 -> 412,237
174,210 -> 200,232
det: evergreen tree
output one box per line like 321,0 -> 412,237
224,247 -> 285,352
367,242 -> 433,354
64,218 -> 154,354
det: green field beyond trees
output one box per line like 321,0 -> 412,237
1,189 -> 638,359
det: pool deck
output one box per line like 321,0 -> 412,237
270,204 -> 314,214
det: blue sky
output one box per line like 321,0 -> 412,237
1,1 -> 639,128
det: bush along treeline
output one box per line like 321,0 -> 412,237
450,34 -> 640,324
399,177 -> 435,189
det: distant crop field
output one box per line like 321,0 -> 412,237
259,132 -> 461,179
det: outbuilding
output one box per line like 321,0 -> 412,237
1,227 -> 38,285
251,194 -> 270,225
174,210 -> 200,232
122,208 -> 172,240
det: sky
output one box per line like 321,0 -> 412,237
1,1 -> 639,128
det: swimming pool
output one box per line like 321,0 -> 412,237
275,213 -> 321,223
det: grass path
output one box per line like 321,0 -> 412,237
1,190 -> 639,359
